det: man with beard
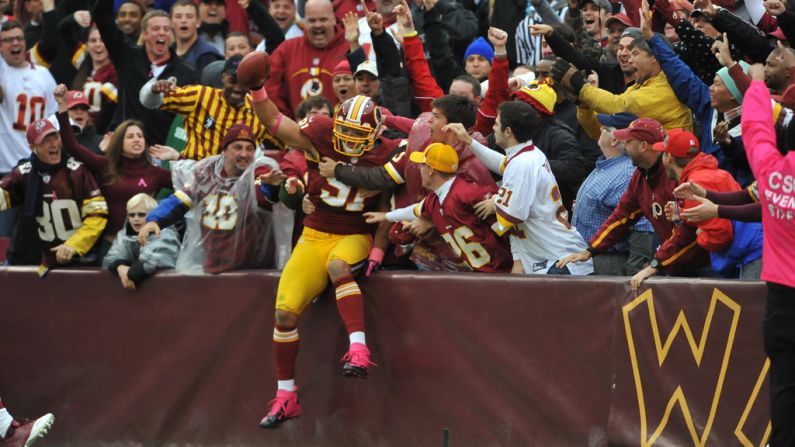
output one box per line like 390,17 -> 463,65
93,2 -> 195,145
264,0 -> 349,117
140,55 -> 281,160
138,123 -> 284,274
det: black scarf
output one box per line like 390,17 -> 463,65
24,154 -> 67,218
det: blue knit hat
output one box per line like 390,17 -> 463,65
716,61 -> 750,104
464,37 -> 494,65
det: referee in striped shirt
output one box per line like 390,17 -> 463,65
139,55 -> 282,160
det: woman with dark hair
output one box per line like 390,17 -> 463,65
53,84 -> 172,241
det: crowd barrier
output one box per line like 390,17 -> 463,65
0,267 -> 770,446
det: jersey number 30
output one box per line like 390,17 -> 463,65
441,226 -> 490,270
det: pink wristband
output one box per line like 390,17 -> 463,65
251,85 -> 268,102
368,247 -> 385,263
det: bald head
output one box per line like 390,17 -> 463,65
304,0 -> 336,49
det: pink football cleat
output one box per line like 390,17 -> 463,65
341,343 -> 377,378
259,389 -> 301,429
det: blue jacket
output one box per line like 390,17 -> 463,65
710,221 -> 763,278
648,35 -> 753,185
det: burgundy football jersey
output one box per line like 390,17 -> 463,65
298,114 -> 401,235
183,157 -> 276,273
419,177 -> 511,273
0,157 -> 106,267
383,113 -> 498,271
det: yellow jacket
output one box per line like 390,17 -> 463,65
578,71 -> 693,131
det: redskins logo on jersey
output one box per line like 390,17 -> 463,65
300,78 -> 323,99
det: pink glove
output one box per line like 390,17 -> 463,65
365,248 -> 385,277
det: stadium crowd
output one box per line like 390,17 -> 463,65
0,0 -> 794,442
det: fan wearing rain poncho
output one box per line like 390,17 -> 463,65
138,123 -> 285,274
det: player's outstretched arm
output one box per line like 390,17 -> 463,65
250,86 -> 313,151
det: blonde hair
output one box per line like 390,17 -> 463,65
126,193 -> 158,213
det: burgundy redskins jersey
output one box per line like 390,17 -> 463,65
298,114 -> 402,235
0,157 -> 107,267
418,177 -> 512,273
382,114 -> 497,271
176,156 -> 277,273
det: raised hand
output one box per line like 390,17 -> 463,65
441,123 -> 473,144
765,0 -> 786,16
53,84 -> 68,110
748,63 -> 765,81
711,33 -> 733,68
488,27 -> 508,53
343,11 -> 361,48
366,10 -> 385,36
639,0 -> 653,40
238,0 -> 251,9
393,0 -> 415,35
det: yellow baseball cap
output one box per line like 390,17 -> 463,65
409,143 -> 459,173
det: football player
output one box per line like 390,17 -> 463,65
251,74 -> 404,427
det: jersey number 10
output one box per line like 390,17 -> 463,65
13,94 -> 47,131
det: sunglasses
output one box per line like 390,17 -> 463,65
127,212 -> 147,218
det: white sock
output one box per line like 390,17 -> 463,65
0,407 -> 13,438
277,380 -> 296,392
349,331 -> 366,345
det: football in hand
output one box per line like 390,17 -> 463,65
236,51 -> 271,89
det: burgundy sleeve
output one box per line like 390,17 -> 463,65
717,203 -> 763,222
706,188 -> 755,205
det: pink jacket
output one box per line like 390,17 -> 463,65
741,80 -> 795,288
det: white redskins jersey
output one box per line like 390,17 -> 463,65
0,58 -> 56,173
493,144 -> 594,275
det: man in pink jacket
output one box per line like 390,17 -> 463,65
741,68 -> 795,446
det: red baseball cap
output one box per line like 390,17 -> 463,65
652,128 -> 700,158
26,119 -> 58,145
606,13 -> 633,28
612,118 -> 666,143
66,90 -> 90,109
